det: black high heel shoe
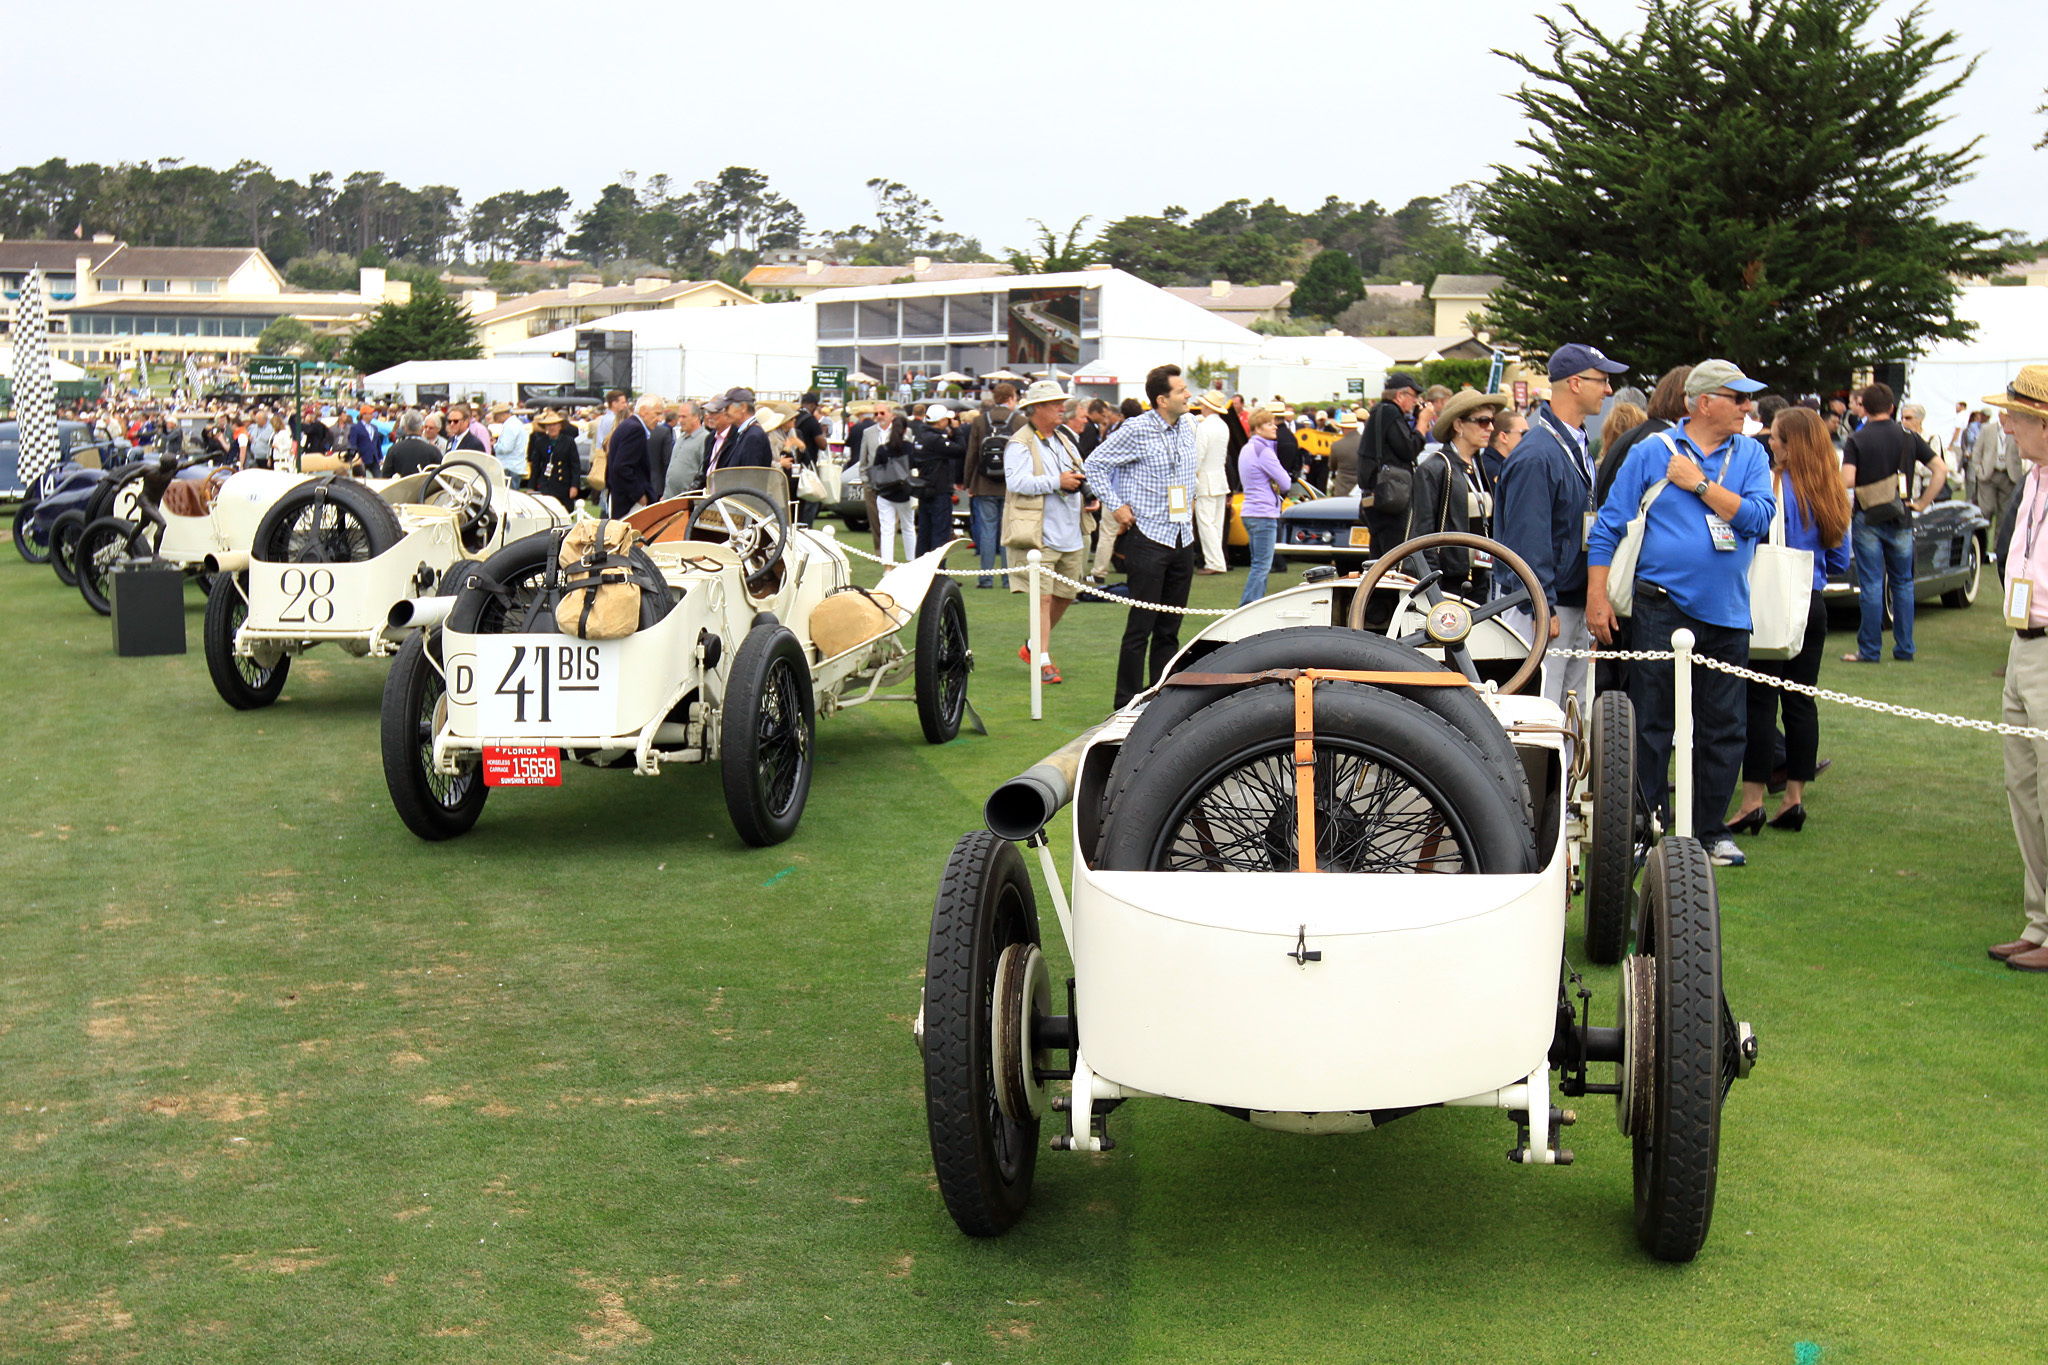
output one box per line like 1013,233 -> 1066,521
1768,803 -> 1806,832
1729,808 -> 1767,835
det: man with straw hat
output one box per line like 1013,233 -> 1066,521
1984,365 -> 2048,971
1194,390 -> 1233,574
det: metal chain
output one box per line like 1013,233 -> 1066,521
1550,647 -> 2048,742
833,536 -> 1235,615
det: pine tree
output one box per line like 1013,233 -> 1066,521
1295,249 -> 1364,320
1480,0 -> 2009,391
345,288 -> 481,374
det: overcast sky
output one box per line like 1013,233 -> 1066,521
6,0 -> 2041,257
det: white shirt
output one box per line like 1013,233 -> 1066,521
1195,412 -> 1231,496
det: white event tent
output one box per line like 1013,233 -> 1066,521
362,357 -> 573,405
496,303 -> 819,401
1905,285 -> 2048,418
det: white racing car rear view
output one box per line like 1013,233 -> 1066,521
918,532 -> 1758,1263
380,476 -> 973,847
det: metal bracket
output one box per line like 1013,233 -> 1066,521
1287,924 -> 1321,966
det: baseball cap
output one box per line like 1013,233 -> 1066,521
1546,343 -> 1629,382
1684,359 -> 1767,398
1384,372 -> 1422,394
702,395 -> 731,413
723,386 -> 756,406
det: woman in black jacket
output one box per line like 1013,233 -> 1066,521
912,406 -> 965,557
525,409 -> 581,507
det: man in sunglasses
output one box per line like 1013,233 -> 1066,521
1494,341 -> 1631,712
1586,359 -> 1775,867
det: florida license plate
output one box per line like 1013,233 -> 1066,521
1349,526 -> 1373,547
482,746 -> 561,787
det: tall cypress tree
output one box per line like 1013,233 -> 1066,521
345,288 -> 482,375
1481,0 -> 2010,391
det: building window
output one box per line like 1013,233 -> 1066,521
949,344 -> 998,377
948,293 -> 995,336
144,279 -> 169,293
1081,288 -> 1100,330
99,278 -> 121,292
201,318 -> 222,337
192,280 -> 218,294
179,318 -> 200,336
901,295 -> 945,338
857,300 -> 897,339
817,346 -> 855,371
856,345 -> 898,381
816,301 -> 855,340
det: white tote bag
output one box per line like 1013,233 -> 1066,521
1606,478 -> 1670,618
1748,477 -> 1814,660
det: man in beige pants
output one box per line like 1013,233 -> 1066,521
1193,389 -> 1232,574
1986,364 -> 2048,972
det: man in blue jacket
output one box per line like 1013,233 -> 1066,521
1586,359 -> 1775,866
1492,342 -> 1630,709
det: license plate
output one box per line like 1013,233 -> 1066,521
474,638 -> 619,735
1348,527 -> 1372,547
483,746 -> 561,786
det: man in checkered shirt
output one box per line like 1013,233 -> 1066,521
1084,363 -> 1200,707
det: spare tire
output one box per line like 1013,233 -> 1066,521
1093,626 -> 1531,861
1097,679 -> 1536,876
82,465 -> 147,525
447,530 -> 675,636
253,479 -> 403,564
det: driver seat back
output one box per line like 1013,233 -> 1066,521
706,465 -> 790,513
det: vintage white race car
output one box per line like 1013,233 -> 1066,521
200,459 -> 572,710
919,532 -> 1757,1264
379,473 -> 974,846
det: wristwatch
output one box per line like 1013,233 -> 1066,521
1694,479 -> 1710,497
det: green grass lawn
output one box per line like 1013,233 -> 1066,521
0,537 -> 2038,1363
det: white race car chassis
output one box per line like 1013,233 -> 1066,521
237,507 -> 466,660
1045,685 -> 1572,1156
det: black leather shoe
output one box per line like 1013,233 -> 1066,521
1768,803 -> 1806,832
1729,808 -> 1767,835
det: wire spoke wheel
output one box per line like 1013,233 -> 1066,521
271,501 -> 377,563
380,629 -> 487,841
204,572 -> 290,709
755,656 -> 810,818
915,576 -> 972,744
719,623 -> 816,846
1155,740 -> 1470,874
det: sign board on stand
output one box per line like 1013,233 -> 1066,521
810,365 -> 848,393
1346,377 -> 1365,395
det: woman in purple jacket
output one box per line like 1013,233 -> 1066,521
1238,405 -> 1293,605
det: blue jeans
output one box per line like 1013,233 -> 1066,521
1239,516 -> 1278,605
970,495 -> 1006,585
1852,512 -> 1915,661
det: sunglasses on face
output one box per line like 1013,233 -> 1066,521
1462,414 -> 1495,428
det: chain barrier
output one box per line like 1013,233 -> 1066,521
1550,647 -> 2048,743
833,535 -> 1236,615
831,531 -> 2045,739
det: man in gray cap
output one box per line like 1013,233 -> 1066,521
1586,358 -> 1774,867
710,387 -> 772,470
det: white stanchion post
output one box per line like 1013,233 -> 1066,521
1028,549 -> 1044,721
1672,628 -> 1696,840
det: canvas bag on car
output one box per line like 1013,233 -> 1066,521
553,518 -> 645,640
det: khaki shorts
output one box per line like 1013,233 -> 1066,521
1008,545 -> 1086,599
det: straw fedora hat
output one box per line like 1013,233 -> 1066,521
758,407 -> 793,433
1017,378 -> 1068,408
534,408 -> 566,427
1984,364 -> 2048,419
1432,388 -> 1505,443
1196,389 -> 1231,414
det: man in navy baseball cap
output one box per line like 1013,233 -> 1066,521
1494,340 -> 1631,711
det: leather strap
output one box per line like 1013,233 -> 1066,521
1164,666 -> 1475,688
1293,675 -> 1319,874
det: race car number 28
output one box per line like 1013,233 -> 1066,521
475,639 -> 618,735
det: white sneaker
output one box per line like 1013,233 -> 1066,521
1707,838 -> 1746,867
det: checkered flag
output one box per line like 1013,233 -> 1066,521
12,268 -> 60,487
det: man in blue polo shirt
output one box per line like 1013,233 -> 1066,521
1493,342 -> 1630,710
1586,359 -> 1775,866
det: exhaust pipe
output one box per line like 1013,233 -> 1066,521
388,595 -> 454,631
984,725 -> 1104,842
206,550 -> 251,575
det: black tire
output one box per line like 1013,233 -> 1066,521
83,465 -> 147,525
1583,690 -> 1639,965
914,575 -> 971,744
13,497 -> 50,563
50,510 -> 86,586
203,572 -> 290,710
1631,836 -> 1723,1262
253,478 -> 403,565
76,516 -> 138,616
381,629 -> 488,841
1940,536 -> 1982,609
1100,625 -> 1533,865
719,623 -> 816,846
924,830 -> 1041,1237
1098,680 -> 1535,875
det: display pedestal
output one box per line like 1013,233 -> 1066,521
111,565 -> 187,657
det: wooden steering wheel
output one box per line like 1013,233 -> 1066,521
1346,531 -> 1551,695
